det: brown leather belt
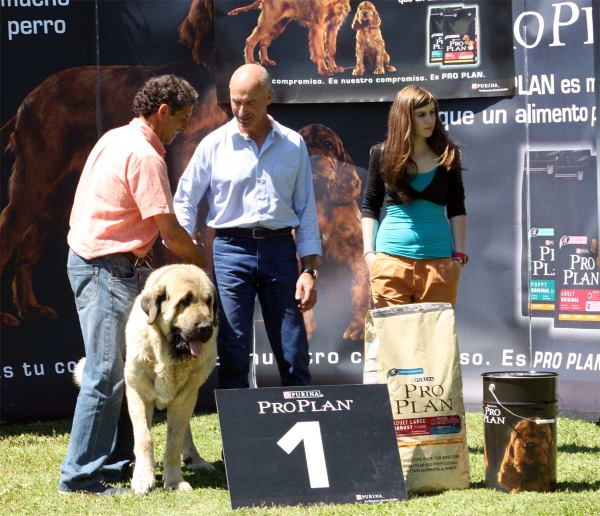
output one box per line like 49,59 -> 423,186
121,251 -> 146,267
216,227 -> 293,240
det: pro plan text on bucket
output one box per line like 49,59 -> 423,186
482,372 -> 558,494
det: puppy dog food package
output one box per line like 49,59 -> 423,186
520,150 -> 592,318
364,303 -> 470,493
429,8 -> 445,63
443,7 -> 478,65
553,155 -> 600,329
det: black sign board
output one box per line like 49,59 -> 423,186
215,384 -> 407,509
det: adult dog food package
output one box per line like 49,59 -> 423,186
429,8 -> 445,64
553,155 -> 600,329
364,303 -> 470,493
520,150 -> 592,318
443,6 -> 478,65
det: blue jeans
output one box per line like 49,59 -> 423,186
58,249 -> 142,491
213,234 -> 311,389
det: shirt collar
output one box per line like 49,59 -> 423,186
229,115 -> 282,141
130,118 -> 166,158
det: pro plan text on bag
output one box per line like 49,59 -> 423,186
443,6 -> 478,66
364,303 -> 470,493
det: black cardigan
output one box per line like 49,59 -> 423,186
361,145 -> 466,220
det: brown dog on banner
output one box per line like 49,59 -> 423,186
351,1 -> 396,76
228,0 -> 351,76
0,0 -> 227,327
299,124 -> 371,340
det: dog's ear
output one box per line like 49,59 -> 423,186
351,8 -> 362,30
178,0 -> 214,66
370,6 -> 381,29
211,286 -> 219,327
140,285 -> 167,325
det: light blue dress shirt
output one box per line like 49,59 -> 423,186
174,117 -> 322,258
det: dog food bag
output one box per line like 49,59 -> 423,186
443,7 -> 477,65
429,8 -> 445,64
364,303 -> 470,493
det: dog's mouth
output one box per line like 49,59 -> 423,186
173,329 -> 212,359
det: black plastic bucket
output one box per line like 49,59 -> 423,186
482,371 -> 558,493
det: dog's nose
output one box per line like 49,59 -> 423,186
197,322 -> 213,342
524,442 -> 537,451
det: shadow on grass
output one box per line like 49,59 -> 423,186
0,418 -> 72,438
558,444 -> 600,453
468,445 -> 484,454
556,480 -> 600,492
183,460 -> 228,490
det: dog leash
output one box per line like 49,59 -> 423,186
488,384 -> 555,425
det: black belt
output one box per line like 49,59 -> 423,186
216,227 -> 293,240
121,251 -> 146,267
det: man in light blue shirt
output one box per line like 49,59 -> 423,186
174,64 -> 322,388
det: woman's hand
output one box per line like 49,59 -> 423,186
364,251 -> 377,269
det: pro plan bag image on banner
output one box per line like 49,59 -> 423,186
553,155 -> 600,329
363,303 -> 470,493
520,150 -> 593,318
441,6 -> 478,66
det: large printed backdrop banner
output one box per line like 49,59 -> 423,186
0,0 -> 599,422
214,0 -> 516,103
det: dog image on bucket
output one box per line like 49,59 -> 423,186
482,372 -> 558,493
497,418 -> 556,493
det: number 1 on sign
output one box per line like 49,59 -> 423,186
277,421 -> 330,488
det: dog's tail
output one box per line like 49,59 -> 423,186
73,358 -> 86,388
0,116 -> 16,153
228,0 -> 261,16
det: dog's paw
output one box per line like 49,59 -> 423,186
184,457 -> 216,472
164,480 -> 193,492
131,469 -> 156,495
343,323 -> 365,341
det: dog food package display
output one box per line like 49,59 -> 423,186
429,8 -> 445,64
520,150 -> 592,318
364,303 -> 470,493
443,6 -> 478,65
482,372 -> 558,493
553,155 -> 599,329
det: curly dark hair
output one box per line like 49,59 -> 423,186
132,75 -> 199,117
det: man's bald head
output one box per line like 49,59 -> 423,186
230,64 -> 272,95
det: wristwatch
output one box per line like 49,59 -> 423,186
452,252 -> 469,266
301,267 -> 319,279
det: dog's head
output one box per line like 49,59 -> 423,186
352,1 -> 380,30
504,418 -> 553,474
178,0 -> 215,67
299,124 -> 362,205
140,264 -> 218,361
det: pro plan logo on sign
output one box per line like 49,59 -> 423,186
283,389 -> 324,399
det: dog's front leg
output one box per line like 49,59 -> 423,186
163,396 -> 197,491
126,383 -> 157,494
352,38 -> 365,76
374,46 -> 385,74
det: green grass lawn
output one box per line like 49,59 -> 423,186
1,412 -> 598,516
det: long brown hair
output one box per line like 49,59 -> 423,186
381,85 -> 462,202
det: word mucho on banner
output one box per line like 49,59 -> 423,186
2,0 -> 69,41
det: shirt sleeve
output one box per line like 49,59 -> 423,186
173,143 -> 210,237
446,166 -> 467,219
361,146 -> 385,220
129,155 -> 173,219
292,138 -> 322,258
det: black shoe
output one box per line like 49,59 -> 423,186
59,481 -> 130,496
